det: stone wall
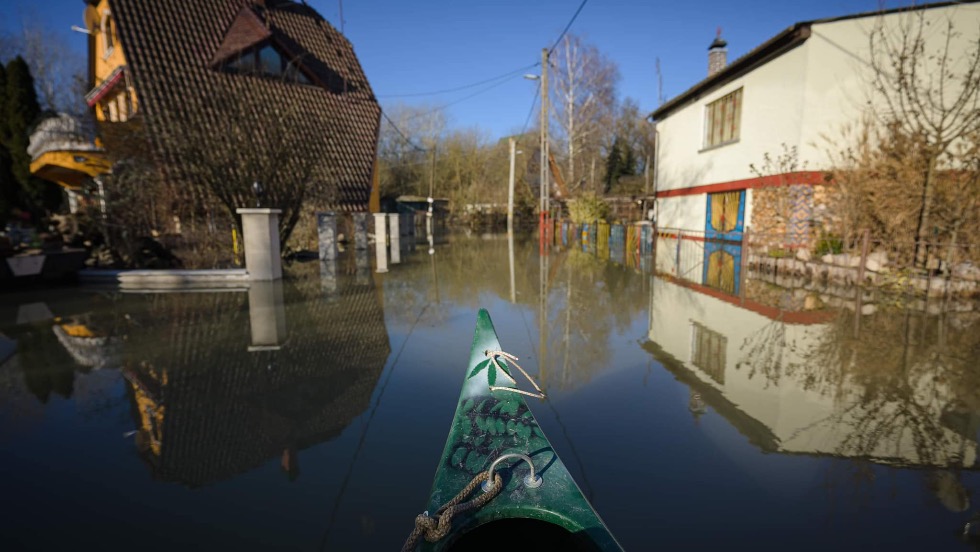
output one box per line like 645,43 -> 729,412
750,183 -> 841,250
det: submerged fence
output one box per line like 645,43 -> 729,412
545,218 -> 979,300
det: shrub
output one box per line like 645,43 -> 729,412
566,194 -> 610,224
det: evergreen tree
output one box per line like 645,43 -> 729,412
603,138 -> 623,194
0,63 -> 17,225
621,146 -> 636,178
3,56 -> 60,216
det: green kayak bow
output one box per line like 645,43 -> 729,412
404,309 -> 623,551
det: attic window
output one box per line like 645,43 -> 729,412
222,43 -> 311,85
101,10 -> 116,60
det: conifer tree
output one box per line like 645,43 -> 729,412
3,56 -> 60,216
0,63 -> 17,225
603,138 -> 623,194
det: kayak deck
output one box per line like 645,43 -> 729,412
411,309 -> 622,551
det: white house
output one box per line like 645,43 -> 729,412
650,1 -> 980,244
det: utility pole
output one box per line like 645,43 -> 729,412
540,47 -> 550,223
508,137 -> 516,234
428,142 -> 436,207
427,143 -> 436,240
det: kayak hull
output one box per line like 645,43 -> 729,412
414,309 -> 622,551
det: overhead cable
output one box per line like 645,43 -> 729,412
378,63 -> 540,98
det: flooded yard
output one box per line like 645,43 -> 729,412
1,231 -> 979,550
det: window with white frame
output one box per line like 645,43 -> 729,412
101,10 -> 115,59
703,88 -> 742,149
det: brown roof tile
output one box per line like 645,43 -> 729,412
110,0 -> 380,212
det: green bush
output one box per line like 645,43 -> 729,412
814,234 -> 844,255
566,194 -> 611,224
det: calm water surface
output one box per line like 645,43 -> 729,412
1,232 -> 978,551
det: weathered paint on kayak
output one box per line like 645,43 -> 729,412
416,309 -> 622,551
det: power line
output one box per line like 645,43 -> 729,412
378,63 -> 539,98
381,110 -> 427,151
548,0 -> 589,55
517,82 -> 540,144
400,71 -> 528,122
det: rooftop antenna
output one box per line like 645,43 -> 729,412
338,0 -> 344,34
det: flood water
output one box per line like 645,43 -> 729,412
1,231 -> 979,551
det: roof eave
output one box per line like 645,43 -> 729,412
650,24 -> 811,122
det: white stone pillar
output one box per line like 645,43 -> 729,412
317,211 -> 338,260
247,280 -> 286,351
373,213 -> 388,273
320,259 -> 338,294
353,212 -> 369,250
388,213 -> 401,264
355,249 -> 371,285
237,208 -> 282,281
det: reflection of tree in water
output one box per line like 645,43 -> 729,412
381,235 -> 649,391
736,318 -> 809,390
380,234 -> 544,329
738,305 -> 980,468
544,248 -> 648,391
9,323 -> 80,403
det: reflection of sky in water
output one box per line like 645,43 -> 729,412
0,232 -> 978,550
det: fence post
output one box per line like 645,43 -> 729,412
675,230 -> 681,275
856,228 -> 870,286
740,227 -> 750,300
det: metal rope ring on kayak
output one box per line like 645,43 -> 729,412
481,453 -> 543,492
401,469 -> 503,552
484,350 -> 546,400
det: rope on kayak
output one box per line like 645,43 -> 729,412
484,350 -> 546,400
401,470 -> 503,552
481,453 -> 542,492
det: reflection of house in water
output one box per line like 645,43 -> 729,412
656,232 -> 743,296
123,269 -> 389,487
648,239 -> 979,469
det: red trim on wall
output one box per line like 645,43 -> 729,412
660,273 -> 837,325
657,171 -> 829,198
656,232 -> 707,242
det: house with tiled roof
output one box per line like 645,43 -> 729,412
649,1 -> 980,248
34,0 -> 380,249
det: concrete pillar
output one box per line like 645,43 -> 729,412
355,249 -> 371,285
320,258 -> 338,294
247,280 -> 286,351
374,213 -> 388,273
389,213 -> 401,264
353,212 -> 369,250
317,211 -> 338,260
237,208 -> 282,281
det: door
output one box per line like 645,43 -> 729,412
705,190 -> 745,241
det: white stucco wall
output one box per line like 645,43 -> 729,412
654,3 -> 980,232
799,4 -> 980,166
655,42 -> 809,194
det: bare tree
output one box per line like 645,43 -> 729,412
162,89 -> 334,248
867,8 -> 980,267
376,103 -> 446,199
550,34 -> 619,193
2,17 -> 87,116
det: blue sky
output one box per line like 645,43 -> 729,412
1,0 -> 919,139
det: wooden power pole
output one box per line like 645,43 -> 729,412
540,48 -> 550,221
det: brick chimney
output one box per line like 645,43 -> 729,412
708,27 -> 727,77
